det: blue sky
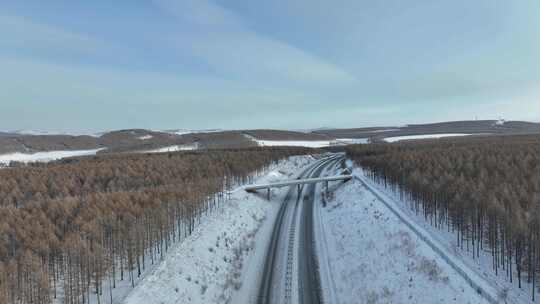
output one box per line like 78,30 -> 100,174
1,0 -> 539,133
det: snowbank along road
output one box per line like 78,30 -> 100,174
258,154 -> 345,304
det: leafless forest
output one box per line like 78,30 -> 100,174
0,147 -> 312,304
347,135 -> 540,300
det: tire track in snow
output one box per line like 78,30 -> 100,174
257,155 -> 340,304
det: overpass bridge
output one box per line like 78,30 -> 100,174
244,174 -> 352,199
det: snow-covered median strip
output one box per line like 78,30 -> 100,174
319,174 -> 494,303
0,148 -> 105,165
122,155 -> 315,304
383,133 -> 472,142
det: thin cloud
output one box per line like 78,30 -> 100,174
0,1 -> 539,132
154,0 -> 243,28
0,15 -> 111,55
154,0 -> 357,87
0,56 -> 339,132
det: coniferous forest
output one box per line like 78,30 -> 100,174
346,135 -> 540,300
0,147 -> 313,304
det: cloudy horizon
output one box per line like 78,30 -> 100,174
1,0 -> 539,133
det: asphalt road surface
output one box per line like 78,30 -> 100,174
258,155 -> 343,304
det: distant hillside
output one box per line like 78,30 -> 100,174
314,120 -> 540,142
312,127 -> 400,138
99,129 -> 190,153
0,129 -> 257,155
0,134 -> 101,154
196,131 -> 255,149
2,120 -> 540,155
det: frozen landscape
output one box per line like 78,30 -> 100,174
91,153 -> 513,304
3,142 -> 535,304
3,1 -> 540,303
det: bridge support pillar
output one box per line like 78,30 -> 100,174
267,188 -> 271,200
325,181 -> 329,196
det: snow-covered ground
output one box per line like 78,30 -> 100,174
5,129 -> 103,137
137,135 -> 153,140
0,148 -> 105,165
365,128 -> 401,133
121,155 -> 315,304
141,144 -> 198,153
10,129 -> 60,136
124,190 -> 269,304
244,134 -> 368,147
164,129 -> 223,136
253,139 -> 335,148
354,165 -> 532,303
383,133 -> 472,142
494,119 -> 506,126
335,138 -> 369,144
319,177 -> 492,304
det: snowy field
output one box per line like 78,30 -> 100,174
7,129 -> 102,137
141,144 -> 198,153
335,138 -> 369,144
0,148 -> 105,165
383,133 -> 472,142
366,128 -> 400,133
165,129 -> 223,136
252,139 -> 335,148
319,178 -> 491,304
244,133 -> 369,148
121,155 -> 315,304
137,135 -> 153,140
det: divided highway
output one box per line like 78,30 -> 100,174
258,155 -> 344,304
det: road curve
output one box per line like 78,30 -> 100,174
258,155 -> 342,304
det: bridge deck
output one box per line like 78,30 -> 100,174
244,174 -> 352,192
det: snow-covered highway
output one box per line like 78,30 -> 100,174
257,154 -> 344,304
